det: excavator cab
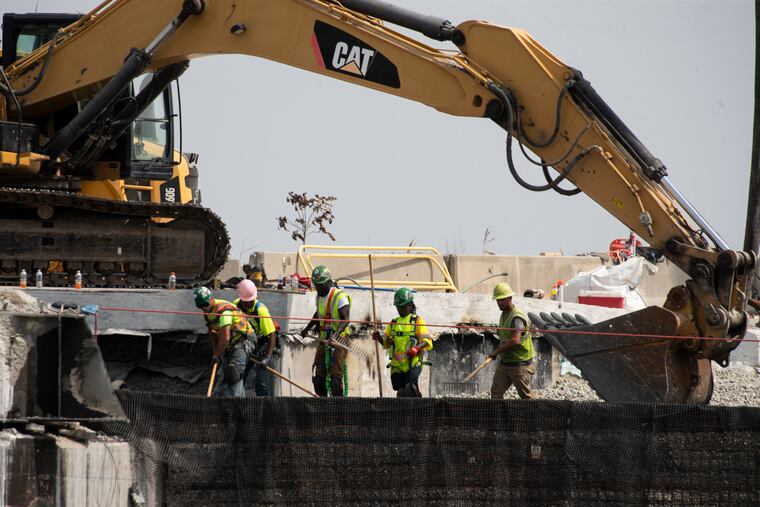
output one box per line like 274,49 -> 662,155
94,72 -> 177,182
0,11 -> 223,288
2,12 -> 178,183
1,13 -> 81,68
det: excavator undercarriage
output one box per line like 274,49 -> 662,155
0,187 -> 229,287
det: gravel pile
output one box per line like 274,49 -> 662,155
465,365 -> 760,406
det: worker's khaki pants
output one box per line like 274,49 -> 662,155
490,362 -> 536,400
313,342 -> 348,396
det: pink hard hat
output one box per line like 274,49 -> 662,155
237,279 -> 257,302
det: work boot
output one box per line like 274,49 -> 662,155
313,376 -> 327,397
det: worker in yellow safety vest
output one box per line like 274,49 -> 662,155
234,279 -> 278,396
300,265 -> 352,397
194,286 -> 254,397
488,282 -> 536,399
372,287 -> 433,397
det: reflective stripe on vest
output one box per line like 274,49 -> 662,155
497,306 -> 535,363
387,314 -> 422,372
204,299 -> 252,347
233,298 -> 263,335
317,287 -> 351,338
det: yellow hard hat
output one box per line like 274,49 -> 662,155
492,282 -> 515,300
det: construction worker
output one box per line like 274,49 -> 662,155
488,282 -> 537,400
193,286 -> 254,397
234,279 -> 278,396
300,265 -> 352,397
372,287 -> 433,397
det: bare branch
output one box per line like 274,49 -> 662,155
277,191 -> 338,245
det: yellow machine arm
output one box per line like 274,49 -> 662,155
3,0 -> 755,402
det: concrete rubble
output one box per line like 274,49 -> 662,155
0,289 -> 42,418
0,425 -> 131,506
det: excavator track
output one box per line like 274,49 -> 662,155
0,187 -> 229,288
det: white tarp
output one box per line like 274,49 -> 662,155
563,256 -> 658,311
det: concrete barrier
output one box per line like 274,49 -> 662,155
445,254 -> 604,296
636,259 -> 689,307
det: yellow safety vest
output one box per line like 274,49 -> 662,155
317,287 -> 352,339
204,299 -> 253,348
497,307 -> 534,363
385,314 -> 432,373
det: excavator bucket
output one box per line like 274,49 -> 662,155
6,313 -> 126,421
529,307 -> 713,404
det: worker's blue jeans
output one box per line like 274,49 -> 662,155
214,345 -> 247,398
244,360 -> 273,396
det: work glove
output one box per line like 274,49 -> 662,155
258,356 -> 272,368
407,346 -> 420,358
212,355 -> 222,366
300,328 -> 310,339
371,331 -> 381,341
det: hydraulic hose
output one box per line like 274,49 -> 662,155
488,82 -> 593,194
0,31 -> 59,99
337,0 -> 457,41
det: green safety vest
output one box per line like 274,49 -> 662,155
497,306 -> 535,363
386,314 -> 431,373
317,287 -> 352,339
204,299 -> 253,348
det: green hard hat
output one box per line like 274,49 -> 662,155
194,286 -> 213,307
393,287 -> 414,307
311,265 -> 331,285
492,282 -> 515,300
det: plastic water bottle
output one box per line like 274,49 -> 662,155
35,269 -> 43,288
168,272 -> 177,290
19,269 -> 27,289
74,270 -> 83,290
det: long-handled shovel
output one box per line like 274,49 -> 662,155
251,358 -> 319,398
462,356 -> 494,383
206,362 -> 218,397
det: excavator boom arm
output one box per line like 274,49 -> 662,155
6,0 -> 718,260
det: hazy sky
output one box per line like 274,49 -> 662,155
5,0 -> 755,263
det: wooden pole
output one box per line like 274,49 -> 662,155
251,358 -> 319,398
206,362 -> 218,397
368,254 -> 384,397
462,356 -> 494,383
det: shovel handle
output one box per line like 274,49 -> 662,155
206,362 -> 218,397
252,359 -> 319,398
462,356 -> 494,383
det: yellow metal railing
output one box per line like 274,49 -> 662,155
297,245 -> 458,292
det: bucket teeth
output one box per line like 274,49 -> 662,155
530,306 -> 712,404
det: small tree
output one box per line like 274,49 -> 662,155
277,192 -> 337,244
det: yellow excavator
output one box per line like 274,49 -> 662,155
0,0 -> 754,403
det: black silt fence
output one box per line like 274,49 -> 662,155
101,391 -> 760,505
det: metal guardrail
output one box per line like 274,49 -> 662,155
297,245 -> 458,292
